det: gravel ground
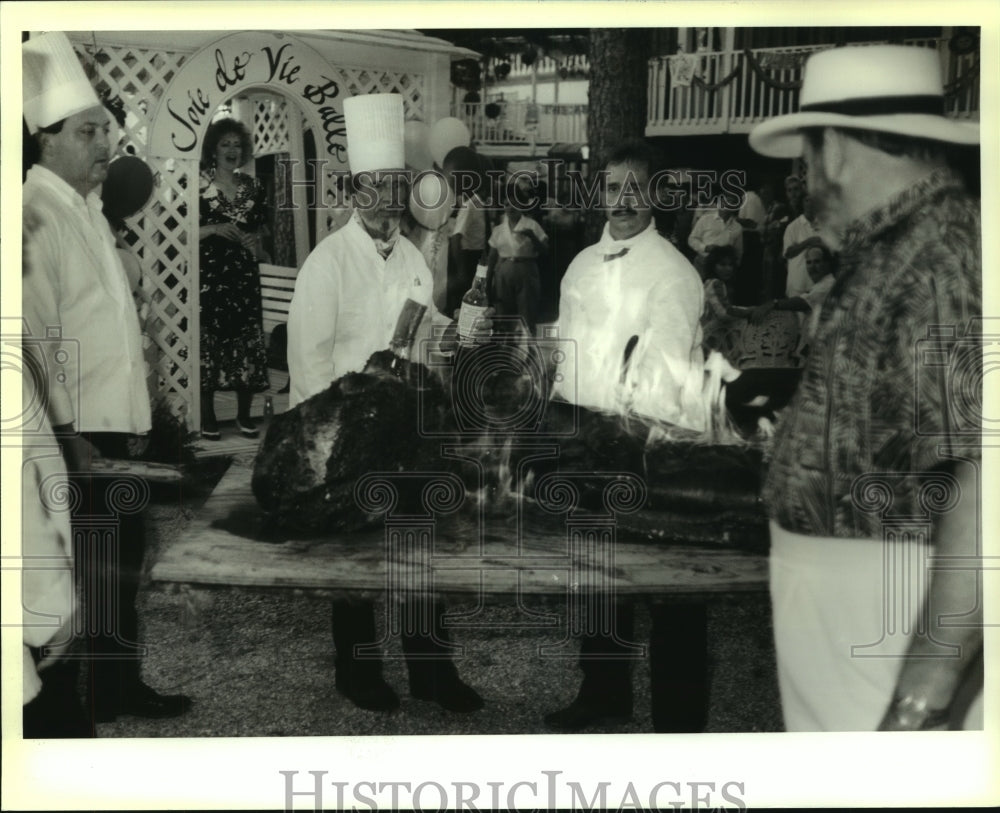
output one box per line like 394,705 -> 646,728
96,456 -> 783,738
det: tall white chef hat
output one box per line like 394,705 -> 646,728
343,93 -> 406,174
23,31 -> 101,134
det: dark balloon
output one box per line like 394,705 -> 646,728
101,155 -> 155,223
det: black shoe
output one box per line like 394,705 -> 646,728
409,668 -> 484,713
544,696 -> 632,731
97,683 -> 192,722
200,425 -> 221,441
335,671 -> 400,712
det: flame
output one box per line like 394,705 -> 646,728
465,434 -> 538,517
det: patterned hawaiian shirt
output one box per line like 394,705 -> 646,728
763,169 -> 982,539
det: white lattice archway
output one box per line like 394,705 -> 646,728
76,32 -> 427,431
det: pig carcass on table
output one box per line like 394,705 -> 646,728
252,350 -> 769,550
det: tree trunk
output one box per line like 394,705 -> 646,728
585,28 -> 650,243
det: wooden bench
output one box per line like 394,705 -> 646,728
258,263 -> 298,338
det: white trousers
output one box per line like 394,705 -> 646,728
769,521 -> 983,731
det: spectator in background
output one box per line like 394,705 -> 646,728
700,244 -> 749,365
736,177 -> 767,304
688,194 -> 743,275
485,175 -> 548,337
197,118 -> 271,440
654,178 -> 695,262
750,244 -> 836,358
759,180 -> 791,300
448,173 -> 488,315
782,192 -> 824,297
783,173 -> 804,218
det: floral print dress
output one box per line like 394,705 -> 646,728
199,169 -> 270,393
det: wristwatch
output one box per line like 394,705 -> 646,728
887,693 -> 950,730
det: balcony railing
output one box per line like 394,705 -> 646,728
647,38 -> 980,136
455,100 -> 588,150
455,38 -> 979,148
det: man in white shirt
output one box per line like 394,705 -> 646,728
782,193 -> 824,297
546,139 -> 711,733
21,32 -> 191,729
287,94 -> 481,714
688,197 -> 743,272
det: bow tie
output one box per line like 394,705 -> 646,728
603,247 -> 630,262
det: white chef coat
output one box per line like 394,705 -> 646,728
20,369 -> 75,704
553,220 -> 706,428
22,165 -> 151,434
286,214 -> 445,407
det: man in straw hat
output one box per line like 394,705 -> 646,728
21,31 -> 192,732
749,44 -> 982,731
287,93 -> 483,714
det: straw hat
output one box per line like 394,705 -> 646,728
749,45 -> 979,158
343,93 -> 405,173
23,32 -> 101,134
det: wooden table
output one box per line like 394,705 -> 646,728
151,459 -> 768,601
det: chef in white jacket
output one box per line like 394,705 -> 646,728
552,143 -> 706,431
286,93 -> 482,714
545,139 -> 712,734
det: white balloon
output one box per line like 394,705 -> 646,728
428,117 -> 471,167
409,171 -> 455,231
403,120 -> 434,171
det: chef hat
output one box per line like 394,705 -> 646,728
343,93 -> 405,174
23,32 -> 100,134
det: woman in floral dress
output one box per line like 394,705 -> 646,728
198,118 -> 270,439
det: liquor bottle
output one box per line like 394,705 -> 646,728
390,274 -> 431,362
457,261 -> 490,344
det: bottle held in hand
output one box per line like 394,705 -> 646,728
457,262 -> 490,345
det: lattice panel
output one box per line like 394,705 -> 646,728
85,43 -> 186,160
335,66 -> 424,118
129,159 -> 200,408
251,96 -> 291,156
76,41 -> 200,428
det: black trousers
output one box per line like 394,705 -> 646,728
578,599 -> 710,733
72,432 -> 148,714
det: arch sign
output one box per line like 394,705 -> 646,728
148,31 -> 347,165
